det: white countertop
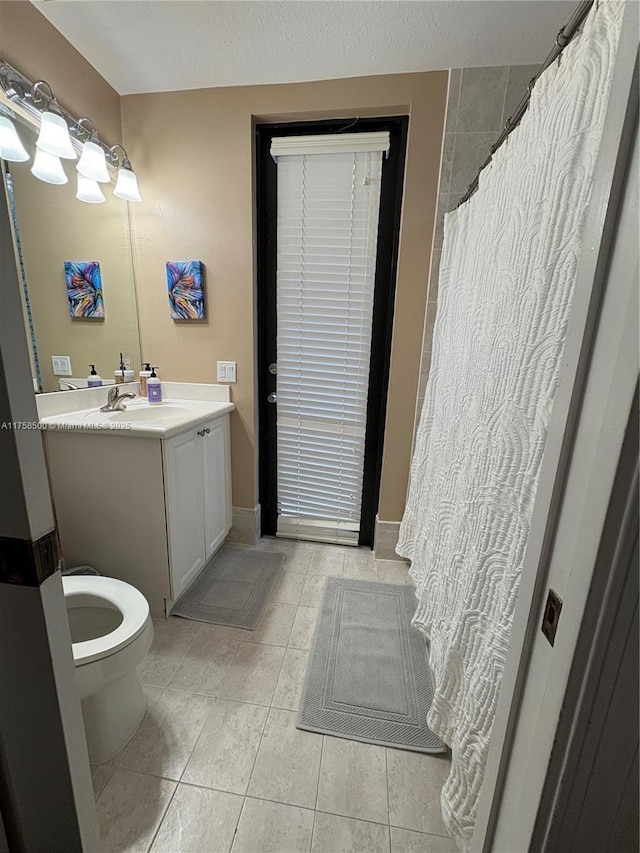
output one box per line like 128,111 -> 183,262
37,382 -> 235,439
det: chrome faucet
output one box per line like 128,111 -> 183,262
100,386 -> 136,412
59,381 -> 80,391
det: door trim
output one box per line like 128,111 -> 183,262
255,116 -> 408,545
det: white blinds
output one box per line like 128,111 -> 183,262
271,132 -> 390,158
275,145 -> 384,544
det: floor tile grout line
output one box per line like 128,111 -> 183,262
269,636 -> 291,709
145,779 -> 179,853
384,746 -> 391,826
177,695 -> 218,785
149,619 -> 205,690
314,735 -> 325,812
170,616 -> 308,650
230,795 -> 249,853
311,805 -> 391,829
309,807 -> 318,852
388,822 -> 452,840
227,794 -> 244,853
242,705 -> 271,800
240,792 -> 317,814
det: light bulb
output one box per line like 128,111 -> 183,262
77,136 -> 109,183
36,109 -> 76,159
31,148 -> 67,184
0,115 -> 29,162
76,174 -> 106,204
113,162 -> 141,202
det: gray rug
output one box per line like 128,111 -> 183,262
172,547 -> 284,629
298,577 -> 445,753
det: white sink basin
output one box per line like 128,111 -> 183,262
38,392 -> 235,439
84,404 -> 193,424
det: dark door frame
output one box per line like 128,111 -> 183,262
256,115 -> 408,546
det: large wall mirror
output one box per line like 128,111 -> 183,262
1,101 -> 141,393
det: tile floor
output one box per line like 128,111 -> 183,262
92,538 -> 455,853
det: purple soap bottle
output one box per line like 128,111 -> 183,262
147,366 -> 162,404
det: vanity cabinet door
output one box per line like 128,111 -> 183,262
202,416 -> 232,560
164,427 -> 206,600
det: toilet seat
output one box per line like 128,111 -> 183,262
63,575 -> 151,666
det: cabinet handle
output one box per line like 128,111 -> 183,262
197,427 -> 211,437
205,427 -> 210,434
197,429 -> 204,437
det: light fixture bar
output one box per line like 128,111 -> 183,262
0,60 -> 115,170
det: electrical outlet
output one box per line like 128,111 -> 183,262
51,355 -> 72,376
217,361 -> 237,383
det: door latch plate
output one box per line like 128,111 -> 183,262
541,588 -> 563,646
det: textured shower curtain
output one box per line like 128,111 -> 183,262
397,2 -> 624,849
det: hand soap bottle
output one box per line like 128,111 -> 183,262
87,365 -> 102,388
147,366 -> 162,404
123,356 -> 134,383
139,363 -> 152,397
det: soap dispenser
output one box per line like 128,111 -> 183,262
122,355 -> 135,383
87,364 -> 102,388
139,362 -> 152,397
147,366 -> 162,404
114,353 -> 126,384
114,353 -> 134,384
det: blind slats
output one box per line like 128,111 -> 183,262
276,148 -> 383,543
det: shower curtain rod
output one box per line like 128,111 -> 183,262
457,0 -> 594,207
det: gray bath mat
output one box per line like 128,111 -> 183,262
298,577 -> 445,753
172,547 -> 284,629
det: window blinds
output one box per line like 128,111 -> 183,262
273,138 -> 385,544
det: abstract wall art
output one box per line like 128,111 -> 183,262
64,261 -> 105,319
166,260 -> 205,320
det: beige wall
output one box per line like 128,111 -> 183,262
0,1 -> 121,146
122,72 -> 447,518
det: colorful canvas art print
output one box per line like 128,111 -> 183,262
64,261 -> 105,319
167,260 -> 205,320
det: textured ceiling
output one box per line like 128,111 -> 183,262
33,1 -> 576,96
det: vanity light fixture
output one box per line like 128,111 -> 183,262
76,118 -> 109,183
0,113 -> 28,162
0,61 -> 141,202
31,147 -> 68,185
33,82 -> 77,160
76,173 -> 106,204
110,145 -> 142,202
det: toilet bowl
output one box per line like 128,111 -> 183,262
63,575 -> 154,763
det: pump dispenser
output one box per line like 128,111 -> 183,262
87,364 -> 102,388
139,362 -> 152,397
114,352 -> 134,384
114,352 -> 126,384
147,366 -> 162,404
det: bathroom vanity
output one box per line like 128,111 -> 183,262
38,382 -> 234,617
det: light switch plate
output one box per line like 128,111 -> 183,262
51,355 -> 72,376
217,361 -> 237,383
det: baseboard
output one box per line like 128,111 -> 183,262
227,505 -> 261,546
374,517 -> 408,562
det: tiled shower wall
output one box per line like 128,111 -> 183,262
414,64 -> 539,429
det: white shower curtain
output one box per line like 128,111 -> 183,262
397,2 -> 624,848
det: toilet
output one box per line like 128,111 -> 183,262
63,575 -> 154,763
